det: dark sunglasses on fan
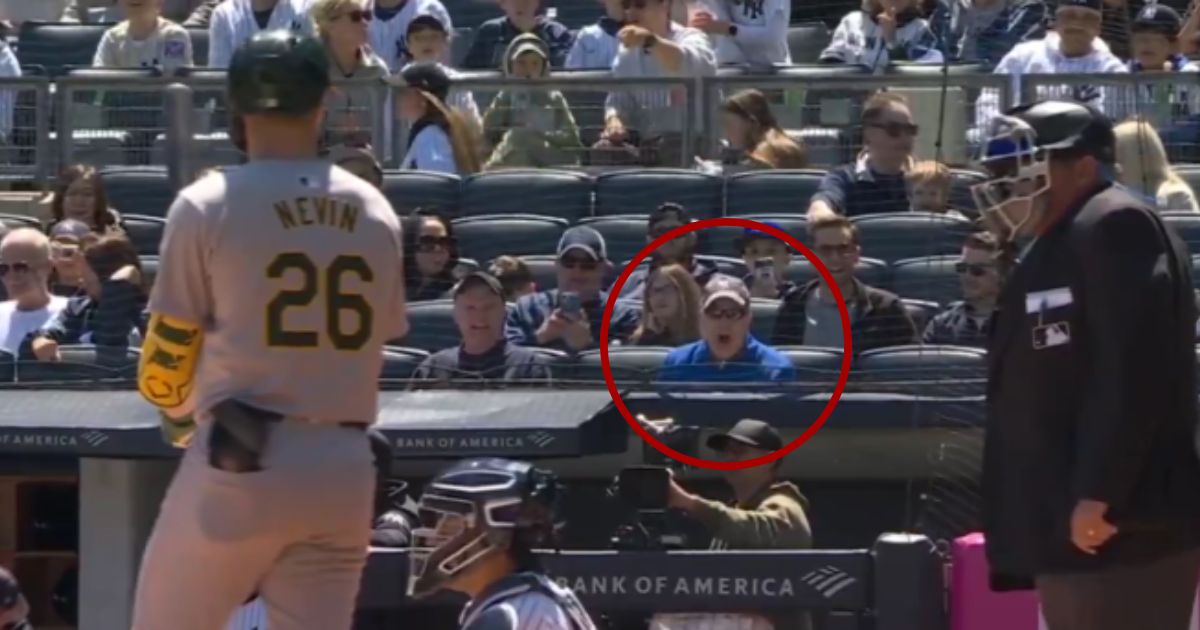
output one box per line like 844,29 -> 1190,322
416,235 -> 452,252
868,121 -> 919,138
0,262 -> 31,277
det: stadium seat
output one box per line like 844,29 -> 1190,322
724,170 -> 825,216
17,23 -> 108,76
891,255 -> 961,306
574,346 -> 671,385
787,23 -> 833,64
0,214 -> 41,230
700,213 -> 809,257
380,170 -> 461,215
782,256 -> 890,291
395,299 -> 458,352
594,169 -> 723,219
1193,255 -> 1200,289
776,345 -> 843,392
122,214 -> 165,256
1165,212 -> 1200,253
460,170 -> 593,222
380,346 -> 430,381
187,28 -> 209,66
99,167 -> 175,217
852,212 -> 974,263
517,254 -> 559,291
579,215 -> 649,265
0,349 -> 14,383
453,215 -> 568,266
139,255 -> 159,290
749,298 -> 779,341
16,344 -> 139,384
901,298 -> 941,335
697,255 -> 747,279
854,344 -> 987,397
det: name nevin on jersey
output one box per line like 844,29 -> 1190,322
274,197 -> 360,233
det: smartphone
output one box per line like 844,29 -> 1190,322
618,465 -> 670,511
753,258 -> 777,285
559,291 -> 582,317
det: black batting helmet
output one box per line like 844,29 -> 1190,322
227,30 -> 330,116
407,458 -> 561,600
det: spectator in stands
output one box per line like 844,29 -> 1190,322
396,61 -> 483,174
0,229 -> 68,355
48,165 -> 122,235
907,159 -> 967,217
689,0 -> 790,66
404,14 -> 481,125
0,0 -> 70,25
923,231 -> 1002,346
1114,119 -> 1200,212
208,0 -> 312,68
819,0 -> 943,73
719,89 -> 807,169
807,92 -> 916,222
0,565 -> 31,630
659,274 -> 793,383
774,215 -> 916,351
325,142 -> 383,188
0,38 -> 19,147
506,226 -> 641,352
665,418 -> 812,629
92,0 -> 195,73
25,233 -> 147,362
462,0 -> 574,69
565,0 -> 624,68
929,0 -> 1046,65
488,255 -> 537,301
368,0 -> 452,72
412,271 -> 551,385
402,209 -> 460,301
312,0 -> 390,147
974,0 -> 1126,128
738,223 -> 795,299
597,0 -> 716,167
48,220 -> 92,297
627,263 -> 702,346
617,203 -> 718,300
1127,4 -> 1200,154
482,33 -> 583,169
64,0 -> 222,23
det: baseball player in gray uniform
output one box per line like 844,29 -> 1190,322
409,458 -> 599,630
132,29 -> 407,630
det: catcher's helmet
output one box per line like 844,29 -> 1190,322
407,458 -> 561,600
972,100 -> 1114,233
227,30 -> 330,116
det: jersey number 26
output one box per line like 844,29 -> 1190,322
265,252 -> 374,351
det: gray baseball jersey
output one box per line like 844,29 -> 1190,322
150,161 -> 406,424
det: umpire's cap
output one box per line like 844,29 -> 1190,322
980,100 -> 1116,166
228,30 -> 330,116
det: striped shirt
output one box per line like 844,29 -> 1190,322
225,598 -> 267,630
207,0 -> 313,68
605,22 -> 716,136
922,301 -> 991,347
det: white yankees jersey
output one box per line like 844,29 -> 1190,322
605,22 -> 716,135
460,573 -> 597,630
974,32 -> 1127,129
225,598 -> 267,630
709,0 -> 790,66
820,10 -> 942,73
367,0 -> 454,72
93,18 -> 194,72
208,0 -> 313,68
565,20 -> 620,70
0,42 -> 19,144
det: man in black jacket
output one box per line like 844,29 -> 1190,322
974,99 -> 1200,630
771,215 -> 916,352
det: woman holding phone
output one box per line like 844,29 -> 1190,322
628,264 -> 703,346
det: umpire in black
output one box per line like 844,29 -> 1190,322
974,99 -> 1200,630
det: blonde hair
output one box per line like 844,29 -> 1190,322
310,0 -> 366,39
906,160 -> 951,191
629,264 -> 702,346
1114,119 -> 1189,200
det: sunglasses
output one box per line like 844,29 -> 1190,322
338,9 -> 372,22
704,306 -> 746,320
868,121 -> 920,138
416,235 -> 452,252
955,262 -> 995,277
0,261 -> 31,277
559,256 -> 599,271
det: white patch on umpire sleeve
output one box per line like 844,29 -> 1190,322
1026,287 -> 1073,314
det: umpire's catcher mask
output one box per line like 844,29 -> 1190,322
972,114 -> 1048,238
407,458 -> 561,600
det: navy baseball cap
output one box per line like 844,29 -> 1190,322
1133,3 -> 1182,34
407,13 -> 449,35
1057,0 -> 1103,11
736,221 -> 787,250
453,271 -> 505,298
557,226 -> 608,261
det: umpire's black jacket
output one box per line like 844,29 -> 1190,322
984,182 -> 1200,590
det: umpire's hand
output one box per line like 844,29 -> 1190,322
1070,499 -> 1118,555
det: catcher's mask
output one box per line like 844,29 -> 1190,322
407,458 -> 560,600
971,115 -> 1048,237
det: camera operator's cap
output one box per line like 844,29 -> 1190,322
557,226 -> 608,261
1057,0 -> 1103,11
452,270 -> 505,298
0,565 -> 20,610
707,419 -> 783,453
703,274 -> 750,309
1134,3 -> 1182,34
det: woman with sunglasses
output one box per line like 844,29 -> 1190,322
403,209 -> 461,302
627,263 -> 702,346
719,89 -> 806,170
311,0 -> 389,148
47,219 -> 93,297
47,164 -> 123,235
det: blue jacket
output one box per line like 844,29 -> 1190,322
659,336 -> 795,384
505,288 -> 641,353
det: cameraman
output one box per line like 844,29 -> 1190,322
664,418 -> 812,630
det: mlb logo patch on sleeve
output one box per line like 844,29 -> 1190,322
165,39 -> 186,58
